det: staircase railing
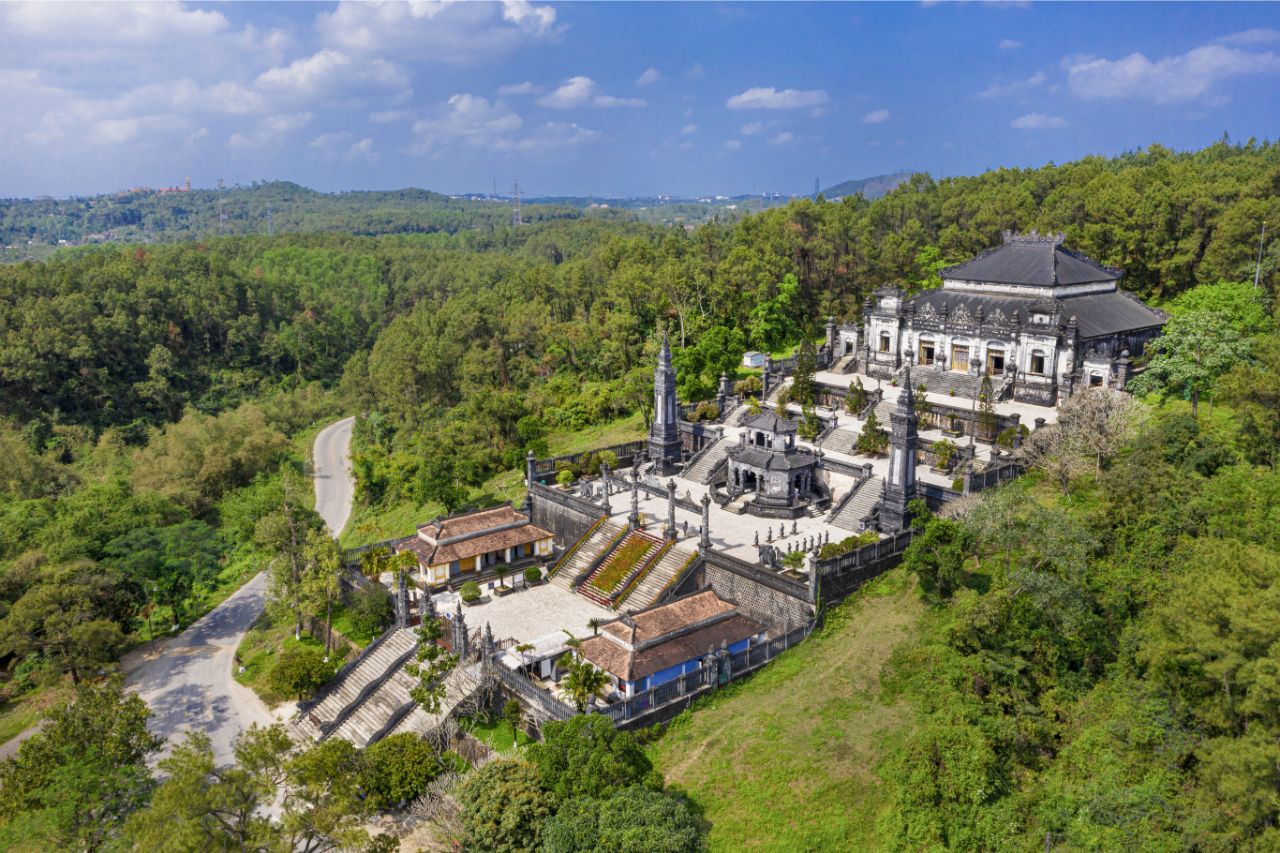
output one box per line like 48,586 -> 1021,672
566,524 -> 629,590
297,625 -> 401,719
317,640 -> 421,741
547,515 -> 607,579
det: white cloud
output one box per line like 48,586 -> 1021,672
309,131 -> 376,160
999,38 -> 1023,50
741,121 -> 765,136
1011,112 -> 1066,129
686,62 -> 705,80
978,71 -> 1047,98
410,93 -> 598,155
316,0 -> 559,63
1066,44 -> 1280,103
538,76 -> 645,108
91,118 -> 140,145
726,87 -> 828,110
636,67 -> 661,86
723,139 -> 741,151
1,1 -> 229,43
767,131 -> 794,145
228,111 -> 312,149
681,123 -> 698,134
256,49 -> 409,102
498,81 -> 540,96
863,108 -> 890,124
1218,28 -> 1280,45
370,109 -> 413,123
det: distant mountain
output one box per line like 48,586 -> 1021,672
820,172 -> 914,200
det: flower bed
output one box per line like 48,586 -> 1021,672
589,535 -> 657,594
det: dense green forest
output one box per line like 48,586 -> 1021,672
0,139 -> 1278,849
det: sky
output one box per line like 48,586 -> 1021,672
4,1 -> 1280,199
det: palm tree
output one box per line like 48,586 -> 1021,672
559,654 -> 610,712
587,617 -> 603,636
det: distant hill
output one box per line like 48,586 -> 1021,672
821,172 -> 914,200
0,181 -> 582,255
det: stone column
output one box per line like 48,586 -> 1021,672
524,449 -> 537,512
482,622 -> 495,658
665,479 -> 678,541
599,461 -> 612,515
629,477 -> 640,530
454,604 -> 470,661
700,492 -> 711,550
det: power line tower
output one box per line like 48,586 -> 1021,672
512,179 -> 523,226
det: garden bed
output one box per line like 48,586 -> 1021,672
588,535 -> 658,594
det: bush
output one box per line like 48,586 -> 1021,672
996,424 -> 1030,449
460,581 -> 481,603
556,468 -> 575,488
523,565 -> 542,584
734,374 -> 762,397
817,531 -> 880,561
456,758 -> 554,852
348,584 -> 394,639
543,787 -> 707,853
688,401 -> 720,423
527,714 -> 661,802
268,645 -> 332,700
362,732 -> 440,809
933,439 -> 958,470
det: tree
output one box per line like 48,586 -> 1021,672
414,452 -> 470,515
1127,310 -> 1251,416
104,520 -> 223,629
543,787 -> 707,853
557,654 -> 611,713
1057,388 -> 1142,479
455,759 -> 554,853
1219,335 -> 1280,467
362,733 -> 440,810
0,679 -> 160,852
348,583 -> 394,640
527,714 -> 661,802
301,530 -> 344,659
791,338 -> 817,406
503,698 -> 524,738
269,645 -> 333,700
257,471 -> 324,641
278,738 -> 371,853
856,408 -> 889,456
903,516 -> 972,602
1017,423 -> 1083,496
846,377 -> 867,414
408,615 -> 458,715
746,273 -> 801,353
976,375 -> 996,441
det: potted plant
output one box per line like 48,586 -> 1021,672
932,439 -> 957,473
460,581 -> 482,606
523,565 -> 543,586
556,468 -> 575,489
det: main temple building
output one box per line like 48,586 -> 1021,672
847,233 -> 1166,406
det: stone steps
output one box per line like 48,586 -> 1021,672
389,663 -> 485,739
684,438 -> 731,484
916,369 -> 983,399
579,530 -> 662,606
823,427 -> 859,455
829,475 -> 884,532
550,520 -> 625,590
621,543 -> 696,611
292,629 -> 419,742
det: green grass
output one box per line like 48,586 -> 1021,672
461,716 -> 534,753
327,602 -> 379,647
233,610 -> 341,708
544,411 -> 646,456
0,683 -> 72,746
647,569 -> 923,851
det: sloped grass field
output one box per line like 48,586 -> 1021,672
648,569 -> 922,851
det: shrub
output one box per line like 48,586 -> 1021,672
817,531 -> 880,561
527,714 -> 661,801
556,468 -> 575,488
951,476 -> 965,491
268,645 -> 332,700
933,439 -> 958,470
734,374 -> 762,397
348,584 -> 394,639
781,550 -> 805,570
688,401 -> 720,423
362,732 -> 440,809
996,424 -> 1030,448
460,581 -> 481,603
523,565 -> 542,584
543,787 -> 707,853
456,758 -> 554,852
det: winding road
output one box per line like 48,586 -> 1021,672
121,416 -> 357,765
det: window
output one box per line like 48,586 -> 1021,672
986,350 -> 1005,375
1030,351 -> 1046,375
879,332 -> 890,353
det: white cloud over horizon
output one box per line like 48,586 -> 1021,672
863,108 -> 890,124
1011,112 -> 1066,129
1066,43 -> 1280,103
538,76 -> 646,108
726,86 -> 828,110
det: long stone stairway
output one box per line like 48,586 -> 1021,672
828,475 -> 884,532
550,520 -> 625,591
292,628 -> 419,742
822,426 -> 859,456
684,438 -> 731,484
388,663 -> 485,739
621,542 -> 696,611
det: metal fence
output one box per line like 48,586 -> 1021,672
492,662 -> 574,722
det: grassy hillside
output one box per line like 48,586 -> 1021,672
649,569 -> 922,851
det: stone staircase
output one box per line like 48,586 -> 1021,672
822,426 -> 859,456
388,663 -> 485,739
916,369 -> 983,399
622,543 -> 697,611
829,475 -> 884,532
832,353 -> 858,374
292,628 -> 419,742
578,530 -> 663,607
550,520 -> 625,591
684,437 -> 731,484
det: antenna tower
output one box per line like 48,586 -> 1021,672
512,179 -> 522,226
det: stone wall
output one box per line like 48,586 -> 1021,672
527,482 -> 601,548
679,549 -> 814,633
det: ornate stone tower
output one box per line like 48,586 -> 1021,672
881,351 -> 918,531
648,329 -> 683,474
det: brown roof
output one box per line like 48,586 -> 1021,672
600,589 -> 738,647
580,612 -> 764,682
416,504 -> 529,541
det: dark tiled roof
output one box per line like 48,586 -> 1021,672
908,289 -> 1164,339
728,446 -> 817,470
941,237 -> 1121,287
743,411 -> 798,434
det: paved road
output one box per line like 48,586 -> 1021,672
127,572 -> 275,766
313,416 -> 356,539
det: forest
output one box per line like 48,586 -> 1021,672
0,139 -> 1278,849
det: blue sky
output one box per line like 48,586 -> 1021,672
4,1 -> 1280,198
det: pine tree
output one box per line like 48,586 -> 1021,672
856,409 -> 889,456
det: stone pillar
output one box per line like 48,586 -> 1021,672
629,477 -> 640,530
482,622 -> 495,658
396,569 -> 410,629
665,479 -> 678,542
648,329 -> 683,474
762,354 -> 773,398
882,351 -> 919,532
524,449 -> 537,511
599,461 -> 612,515
453,604 -> 470,661
700,492 -> 711,550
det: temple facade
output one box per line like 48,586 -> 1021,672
847,233 -> 1166,406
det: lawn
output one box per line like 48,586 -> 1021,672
233,609 -> 342,708
647,568 -> 923,851
460,716 -> 534,753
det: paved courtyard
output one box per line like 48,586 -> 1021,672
431,582 -> 612,649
